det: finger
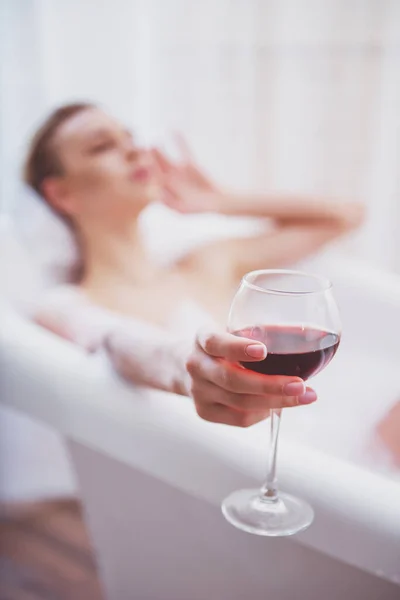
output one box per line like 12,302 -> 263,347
192,378 -> 303,411
173,132 -> 194,164
195,379 -> 317,410
195,401 -> 270,428
225,384 -> 317,410
173,133 -> 213,186
188,351 -> 306,397
161,180 -> 189,212
152,148 -> 176,174
197,329 -> 267,362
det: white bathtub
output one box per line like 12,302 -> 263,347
1,256 -> 400,600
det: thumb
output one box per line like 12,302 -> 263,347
197,329 -> 267,362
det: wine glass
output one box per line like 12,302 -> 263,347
221,269 -> 341,536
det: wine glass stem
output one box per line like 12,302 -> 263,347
260,409 -> 281,502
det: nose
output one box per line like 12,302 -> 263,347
125,138 -> 140,161
129,147 -> 153,168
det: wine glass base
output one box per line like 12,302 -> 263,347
221,489 -> 314,537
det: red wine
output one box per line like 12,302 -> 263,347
236,325 -> 340,380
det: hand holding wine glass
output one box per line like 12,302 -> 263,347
186,329 -> 318,428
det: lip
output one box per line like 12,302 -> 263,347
131,166 -> 152,182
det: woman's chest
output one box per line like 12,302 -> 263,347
84,274 -> 233,331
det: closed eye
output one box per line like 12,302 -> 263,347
89,139 -> 116,154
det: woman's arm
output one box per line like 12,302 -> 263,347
154,146 -> 364,280
186,216 -> 362,282
105,326 -> 317,428
154,145 -> 363,229
214,191 -> 364,229
34,287 -> 105,352
34,289 -> 318,427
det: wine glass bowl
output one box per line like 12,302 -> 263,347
222,269 -> 341,536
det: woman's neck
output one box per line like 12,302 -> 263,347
78,220 -> 162,290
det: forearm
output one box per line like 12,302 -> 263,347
104,324 -> 191,397
216,191 -> 362,228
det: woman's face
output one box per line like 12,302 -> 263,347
48,108 -> 159,226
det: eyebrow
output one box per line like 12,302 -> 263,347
85,127 -> 134,143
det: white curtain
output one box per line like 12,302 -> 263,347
1,0 -> 400,271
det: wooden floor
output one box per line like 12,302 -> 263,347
0,499 -> 104,600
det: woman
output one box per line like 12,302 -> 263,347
26,102 -> 363,427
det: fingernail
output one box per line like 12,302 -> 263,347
298,390 -> 318,405
245,344 -> 267,359
283,381 -> 306,396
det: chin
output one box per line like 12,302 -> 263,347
140,182 -> 161,205
123,182 -> 160,213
